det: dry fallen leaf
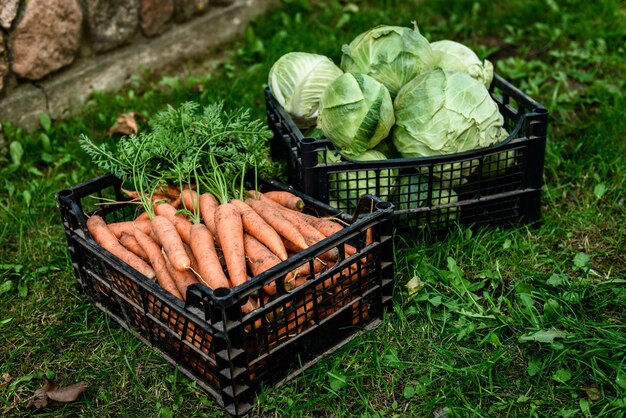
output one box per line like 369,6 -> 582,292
106,112 -> 144,136
582,383 -> 602,402
0,372 -> 11,388
27,377 -> 88,409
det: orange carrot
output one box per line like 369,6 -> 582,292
164,252 -> 198,300
214,202 -> 247,287
230,199 -> 288,261
86,215 -> 156,280
180,189 -> 200,212
154,202 -> 193,244
263,191 -> 305,211
274,206 -> 338,260
199,193 -> 219,237
150,215 -> 190,272
181,241 -> 196,268
189,223 -> 230,290
135,211 -> 151,222
154,183 -> 181,200
107,219 -> 152,238
243,233 -> 283,295
245,198 -> 308,251
244,233 -> 283,276
133,227 -> 183,299
119,232 -> 149,261
285,258 -> 327,290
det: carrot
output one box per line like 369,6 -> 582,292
180,189 -> 200,212
154,202 -> 193,244
230,199 -> 288,261
150,215 -> 191,272
154,183 -> 181,200
121,188 -> 175,205
245,198 -> 308,251
241,297 -> 259,315
242,233 -> 283,295
133,227 -> 183,299
134,211 -> 151,222
263,190 -> 305,211
164,252 -> 198,300
199,193 -> 219,237
182,242 -> 199,274
86,215 -> 156,280
107,219 -> 152,238
274,206 -> 338,261
189,223 -> 230,290
214,202 -> 247,287
285,258 -> 327,290
119,232 -> 149,261
244,233 -> 282,277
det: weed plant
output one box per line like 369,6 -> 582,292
1,0 -> 624,416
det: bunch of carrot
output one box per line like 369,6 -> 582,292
86,184 -> 356,310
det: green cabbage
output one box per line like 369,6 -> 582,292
268,52 -> 343,128
324,149 -> 398,212
393,69 -> 507,185
317,73 -> 395,157
431,40 -> 494,88
340,24 -> 435,97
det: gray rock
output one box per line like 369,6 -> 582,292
0,0 -> 19,29
0,83 -> 47,128
173,0 -> 209,23
140,0 -> 174,37
84,0 -> 139,52
10,0 -> 83,80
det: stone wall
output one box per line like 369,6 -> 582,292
0,0 -> 275,131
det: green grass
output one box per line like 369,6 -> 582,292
1,0 -> 625,416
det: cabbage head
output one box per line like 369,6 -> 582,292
340,24 -> 435,97
325,149 -> 397,212
390,174 -> 458,228
431,40 -> 493,87
268,52 -> 343,128
393,69 -> 507,184
317,73 -> 395,157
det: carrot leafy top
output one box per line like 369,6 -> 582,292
79,101 -> 280,212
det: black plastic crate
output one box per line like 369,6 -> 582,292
56,174 -> 394,416
266,73 -> 549,235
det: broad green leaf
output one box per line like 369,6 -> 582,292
543,299 -> 562,320
22,190 -> 32,208
527,356 -> 542,376
9,141 -> 24,166
573,252 -> 590,269
616,369 -> 626,390
519,329 -> 567,343
327,372 -> 347,391
0,281 -> 13,295
552,368 -> 572,383
39,113 -> 52,132
593,183 -> 607,199
428,295 -> 442,306
403,384 -> 415,399
547,273 -> 568,286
